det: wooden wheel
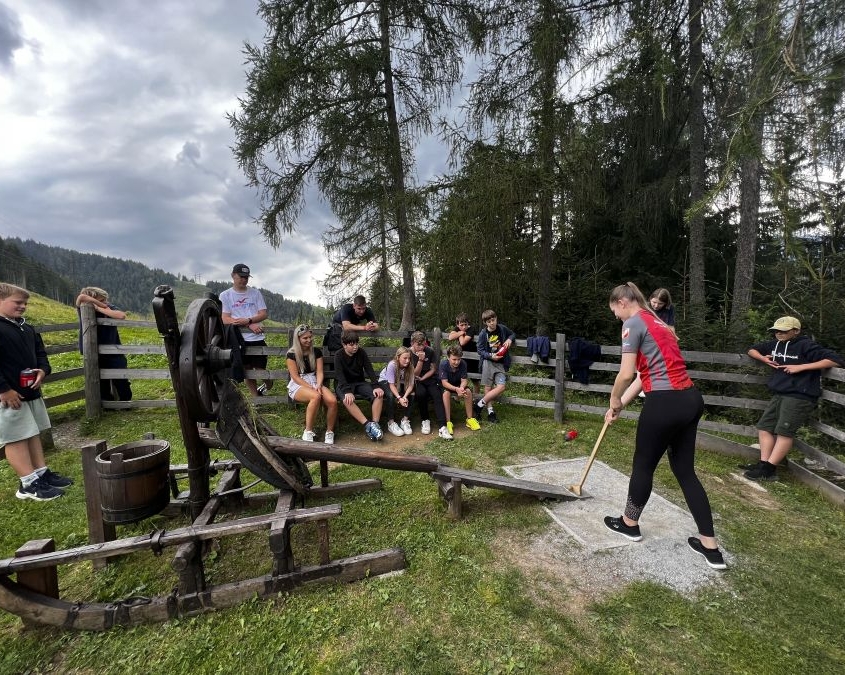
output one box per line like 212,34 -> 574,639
179,299 -> 230,422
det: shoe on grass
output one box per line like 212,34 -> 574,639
400,418 -> 412,435
438,426 -> 453,440
603,515 -> 642,541
16,478 -> 63,502
421,420 -> 431,434
738,460 -> 762,471
744,461 -> 777,481
364,421 -> 383,441
466,417 -> 481,431
41,469 -> 73,488
688,537 -> 727,570
387,420 -> 405,437
487,410 -> 499,424
446,421 -> 454,435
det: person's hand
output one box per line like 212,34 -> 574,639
0,390 -> 22,409
762,357 -> 781,369
32,369 -> 46,388
398,395 -> 408,407
373,387 -> 384,398
781,363 -> 805,375
343,393 -> 354,406
605,407 -> 620,424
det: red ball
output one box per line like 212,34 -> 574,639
565,429 -> 578,441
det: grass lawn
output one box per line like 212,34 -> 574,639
1,400 -> 844,675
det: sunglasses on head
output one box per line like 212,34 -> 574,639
296,324 -> 311,332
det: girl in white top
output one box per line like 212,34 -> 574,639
286,324 -> 337,444
378,347 -> 416,436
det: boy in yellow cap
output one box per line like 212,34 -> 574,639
744,316 -> 843,480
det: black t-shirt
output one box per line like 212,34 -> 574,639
411,346 -> 437,379
333,303 -> 375,326
285,347 -> 323,375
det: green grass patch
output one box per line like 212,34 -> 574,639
1,403 -> 844,674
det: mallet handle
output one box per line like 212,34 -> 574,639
573,419 -> 611,492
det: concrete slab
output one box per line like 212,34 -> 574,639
503,458 -> 729,594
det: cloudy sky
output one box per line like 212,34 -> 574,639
0,1 -> 350,305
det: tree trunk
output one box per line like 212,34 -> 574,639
380,1 -> 416,330
687,0 -> 707,342
729,0 -> 770,346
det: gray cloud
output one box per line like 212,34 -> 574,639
0,2 -> 23,69
0,0 -> 451,306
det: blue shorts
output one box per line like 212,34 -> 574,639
0,398 -> 51,445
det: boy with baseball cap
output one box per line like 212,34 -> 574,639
220,264 -> 271,397
744,316 -> 843,480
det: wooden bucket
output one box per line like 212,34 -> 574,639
96,440 -> 171,524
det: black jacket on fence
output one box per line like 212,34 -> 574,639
567,337 -> 602,385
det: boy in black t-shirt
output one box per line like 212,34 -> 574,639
334,331 -> 384,441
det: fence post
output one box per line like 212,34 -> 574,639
431,327 -> 442,358
80,303 -> 102,418
554,332 -> 566,424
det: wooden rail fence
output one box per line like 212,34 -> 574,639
34,312 -> 845,460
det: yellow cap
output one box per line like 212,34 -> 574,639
769,316 -> 801,331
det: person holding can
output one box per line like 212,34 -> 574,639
0,283 -> 73,501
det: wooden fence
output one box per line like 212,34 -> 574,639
43,313 -> 845,457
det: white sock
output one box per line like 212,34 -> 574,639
488,406 -> 494,413
21,471 -> 40,488
477,399 -> 485,408
35,466 -> 47,477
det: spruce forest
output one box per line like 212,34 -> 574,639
230,0 -> 845,352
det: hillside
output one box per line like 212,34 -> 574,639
3,237 -> 331,323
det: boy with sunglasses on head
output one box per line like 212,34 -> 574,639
744,316 -> 844,481
334,331 -> 384,441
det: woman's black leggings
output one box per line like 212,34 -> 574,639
625,387 -> 715,537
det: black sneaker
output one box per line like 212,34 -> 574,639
487,410 -> 499,423
603,515 -> 642,541
15,478 -> 63,502
688,537 -> 727,570
41,469 -> 73,488
744,461 -> 777,481
738,460 -> 762,471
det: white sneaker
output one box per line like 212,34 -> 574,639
324,431 -> 335,445
421,420 -> 431,434
400,418 -> 412,435
387,420 -> 405,437
438,426 -> 453,440
302,430 -> 316,442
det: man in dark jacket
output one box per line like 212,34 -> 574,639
0,283 -> 73,501
744,316 -> 844,480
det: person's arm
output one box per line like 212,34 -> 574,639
476,330 -> 491,360
418,349 -> 436,381
315,354 -> 324,389
76,294 -> 127,320
748,345 -> 779,369
334,355 -> 352,395
502,324 -> 516,349
781,358 -> 840,375
609,352 -> 638,415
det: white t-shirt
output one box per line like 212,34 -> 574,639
220,287 -> 267,343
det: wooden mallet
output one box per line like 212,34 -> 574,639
568,418 -> 611,496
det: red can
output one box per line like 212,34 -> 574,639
20,369 -> 37,388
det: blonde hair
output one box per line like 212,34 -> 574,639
290,324 -> 315,374
0,283 -> 29,300
390,347 -> 415,386
81,286 -> 109,302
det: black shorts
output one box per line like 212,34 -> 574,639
244,339 -> 268,370
336,382 -> 377,402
